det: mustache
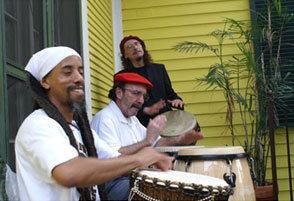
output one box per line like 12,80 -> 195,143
132,103 -> 142,110
67,84 -> 84,93
66,84 -> 85,112
133,49 -> 140,54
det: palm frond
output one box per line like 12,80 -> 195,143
173,41 -> 219,55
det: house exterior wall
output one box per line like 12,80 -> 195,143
87,0 -> 115,117
121,0 -> 251,146
120,0 -> 293,199
269,128 -> 294,200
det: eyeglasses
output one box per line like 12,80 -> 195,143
126,41 -> 141,50
122,88 -> 149,101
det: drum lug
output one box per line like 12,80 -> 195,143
223,172 -> 236,188
224,159 -> 236,190
249,157 -> 258,186
184,159 -> 191,172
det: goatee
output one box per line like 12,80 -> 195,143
67,85 -> 86,113
136,56 -> 143,62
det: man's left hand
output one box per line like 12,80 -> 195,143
177,129 -> 204,145
167,99 -> 185,109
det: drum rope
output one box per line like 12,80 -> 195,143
129,180 -> 160,201
128,180 -> 215,201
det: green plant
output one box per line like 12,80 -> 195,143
173,29 -> 238,145
173,0 -> 294,187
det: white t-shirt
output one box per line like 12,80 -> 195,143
15,109 -> 119,201
91,101 -> 160,152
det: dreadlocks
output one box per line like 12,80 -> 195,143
27,73 -> 108,201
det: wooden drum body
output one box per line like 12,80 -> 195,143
155,146 -> 204,170
155,146 -> 204,157
129,169 -> 232,201
176,146 -> 256,201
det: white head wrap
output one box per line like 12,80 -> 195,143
25,46 -> 81,81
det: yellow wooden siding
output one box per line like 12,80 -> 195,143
266,128 -> 294,200
121,0 -> 250,145
121,0 -> 294,199
87,0 -> 114,117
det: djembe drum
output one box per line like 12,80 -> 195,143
176,146 -> 256,201
160,110 -> 200,137
129,169 -> 232,201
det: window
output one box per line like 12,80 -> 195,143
7,76 -> 33,168
251,0 -> 294,127
5,0 -> 44,66
0,0 -> 82,170
54,0 -> 81,53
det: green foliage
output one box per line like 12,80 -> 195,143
173,0 -> 294,187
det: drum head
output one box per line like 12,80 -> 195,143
134,169 -> 229,188
160,110 -> 197,137
155,146 -> 204,153
178,146 -> 245,156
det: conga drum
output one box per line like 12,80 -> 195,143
155,146 -> 204,157
176,146 -> 255,201
155,146 -> 204,170
129,169 -> 232,201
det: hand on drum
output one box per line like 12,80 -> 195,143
177,129 -> 204,145
136,147 -> 174,171
143,99 -> 166,116
146,115 -> 167,145
167,99 -> 185,109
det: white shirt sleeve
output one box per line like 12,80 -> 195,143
91,112 -> 122,152
92,129 -> 120,159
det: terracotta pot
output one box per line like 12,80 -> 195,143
255,182 -> 275,201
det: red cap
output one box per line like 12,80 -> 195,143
114,73 -> 153,89
120,35 -> 146,56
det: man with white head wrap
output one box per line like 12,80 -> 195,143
15,46 -> 173,201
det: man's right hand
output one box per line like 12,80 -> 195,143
136,147 -> 173,171
143,99 -> 166,116
145,114 -> 167,145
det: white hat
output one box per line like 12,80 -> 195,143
25,46 -> 81,81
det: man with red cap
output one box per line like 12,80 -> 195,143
91,72 -> 203,200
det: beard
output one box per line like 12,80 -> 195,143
69,99 -> 86,113
136,55 -> 143,62
66,85 -> 86,113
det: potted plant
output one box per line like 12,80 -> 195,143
173,0 -> 294,199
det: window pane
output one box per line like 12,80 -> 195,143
7,76 -> 34,170
4,0 -> 16,16
5,12 -> 17,62
5,0 -> 44,67
32,0 -> 44,54
54,0 -> 81,54
254,0 -> 294,126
